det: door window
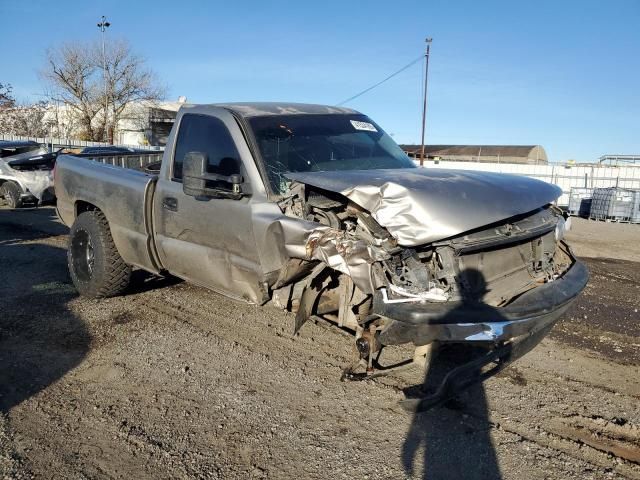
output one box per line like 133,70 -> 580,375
172,113 -> 242,182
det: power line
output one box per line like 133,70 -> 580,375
336,54 -> 424,106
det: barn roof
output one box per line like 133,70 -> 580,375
401,144 -> 541,156
400,144 -> 548,164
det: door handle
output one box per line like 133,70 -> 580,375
162,197 -> 178,212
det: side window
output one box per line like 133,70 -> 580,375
172,113 -> 242,182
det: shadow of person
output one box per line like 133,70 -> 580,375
401,269 -> 506,479
0,213 -> 90,414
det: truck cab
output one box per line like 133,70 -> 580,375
151,105 -> 267,302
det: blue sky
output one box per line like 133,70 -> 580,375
1,0 -> 638,161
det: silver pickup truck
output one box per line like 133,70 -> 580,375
55,103 -> 588,394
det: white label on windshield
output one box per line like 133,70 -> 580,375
350,120 -> 377,132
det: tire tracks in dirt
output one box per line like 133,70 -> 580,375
129,285 -> 640,478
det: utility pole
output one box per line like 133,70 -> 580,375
419,37 -> 432,166
97,15 -> 111,142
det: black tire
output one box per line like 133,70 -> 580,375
68,211 -> 131,298
1,182 -> 23,209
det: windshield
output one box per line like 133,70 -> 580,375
248,114 -> 415,194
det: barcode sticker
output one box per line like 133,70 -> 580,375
350,120 -> 377,132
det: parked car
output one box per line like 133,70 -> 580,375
54,103 -> 588,400
0,140 -> 43,158
0,140 -> 56,208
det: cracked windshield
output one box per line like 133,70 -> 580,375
248,114 -> 416,194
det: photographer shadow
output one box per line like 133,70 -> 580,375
401,269 -> 505,480
0,211 -> 90,414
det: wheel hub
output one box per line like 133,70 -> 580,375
71,229 -> 94,282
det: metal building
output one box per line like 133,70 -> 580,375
401,145 -> 548,165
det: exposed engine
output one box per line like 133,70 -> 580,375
274,183 -> 573,335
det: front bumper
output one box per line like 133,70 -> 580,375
19,187 -> 54,204
375,260 -> 589,346
19,192 -> 38,202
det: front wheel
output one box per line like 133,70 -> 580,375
68,211 -> 131,298
1,181 -> 23,208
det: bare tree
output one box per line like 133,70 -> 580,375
42,43 -> 102,140
42,39 -> 165,142
103,40 -> 165,142
0,101 -> 49,137
0,84 -> 50,137
0,83 -> 16,110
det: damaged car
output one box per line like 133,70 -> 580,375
0,140 -> 56,208
54,103 -> 588,400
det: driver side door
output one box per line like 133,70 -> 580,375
153,109 -> 263,303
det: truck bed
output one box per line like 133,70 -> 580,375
55,154 -> 161,273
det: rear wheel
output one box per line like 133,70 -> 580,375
1,182 -> 23,208
68,211 -> 131,298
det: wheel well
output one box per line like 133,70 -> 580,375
0,179 -> 22,191
75,200 -> 101,217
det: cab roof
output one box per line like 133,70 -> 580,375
196,102 -> 360,118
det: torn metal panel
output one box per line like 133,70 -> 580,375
293,264 -> 330,334
251,208 -> 323,273
252,209 -> 382,295
286,168 -> 562,245
303,228 -> 380,293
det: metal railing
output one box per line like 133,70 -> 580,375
0,133 -> 164,151
82,153 -> 163,170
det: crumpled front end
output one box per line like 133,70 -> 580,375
267,173 -> 587,355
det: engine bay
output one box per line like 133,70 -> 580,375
274,183 -> 574,334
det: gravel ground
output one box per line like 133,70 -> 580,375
566,217 -> 640,263
1,206 -> 639,479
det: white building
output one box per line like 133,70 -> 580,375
43,97 -> 186,147
114,97 -> 186,146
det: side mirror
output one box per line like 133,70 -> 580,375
182,151 -> 245,199
182,151 -> 208,197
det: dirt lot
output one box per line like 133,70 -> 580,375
1,207 -> 639,479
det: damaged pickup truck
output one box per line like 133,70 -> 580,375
55,103 -> 588,394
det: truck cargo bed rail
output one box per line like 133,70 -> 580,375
75,152 -> 163,170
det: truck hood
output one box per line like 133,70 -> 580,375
286,168 -> 562,246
